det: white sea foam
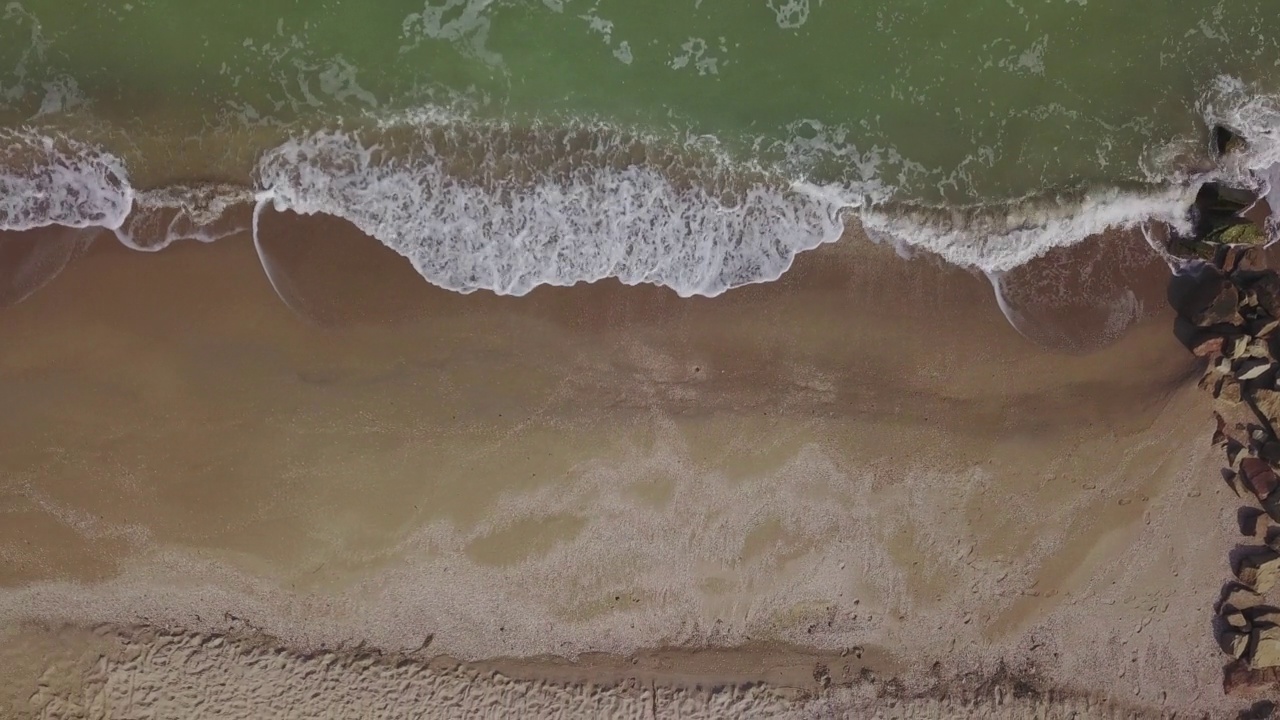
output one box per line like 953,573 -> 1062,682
252,128 -> 847,297
1201,75 -> 1280,236
850,185 -> 1196,274
9,78 -> 1280,299
113,184 -> 253,251
0,129 -> 132,232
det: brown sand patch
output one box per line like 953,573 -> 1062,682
0,218 -> 1250,715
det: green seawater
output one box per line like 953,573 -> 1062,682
4,0 -> 1280,198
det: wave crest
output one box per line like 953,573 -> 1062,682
0,130 -> 132,232
253,128 -> 846,297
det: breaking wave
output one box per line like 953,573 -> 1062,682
2,76 -> 1279,299
0,130 -> 132,232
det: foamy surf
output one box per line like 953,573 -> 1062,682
251,129 -> 848,298
5,79 -> 1280,303
0,130 -> 132,232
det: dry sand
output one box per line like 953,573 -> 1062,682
0,214 -> 1264,717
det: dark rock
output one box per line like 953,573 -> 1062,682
1260,441 -> 1280,466
1193,183 -> 1257,240
1214,125 -> 1249,158
1224,659 -> 1280,695
1246,274 -> 1280,319
1237,359 -> 1274,382
1224,244 -> 1269,273
1222,627 -> 1252,658
1250,607 -> 1280,627
1231,441 -> 1249,470
1193,279 -> 1243,327
1170,264 -> 1231,319
1240,457 -> 1280,501
1254,320 -> 1280,339
1242,508 -> 1271,538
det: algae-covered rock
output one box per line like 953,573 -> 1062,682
1215,223 -> 1267,247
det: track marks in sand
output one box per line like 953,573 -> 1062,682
11,627 -> 1174,720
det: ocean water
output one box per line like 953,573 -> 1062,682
2,0 -> 1280,296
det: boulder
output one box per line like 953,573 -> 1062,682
1247,339 -> 1276,361
1224,244 -> 1268,273
1193,183 -> 1258,245
1215,356 -> 1235,376
1242,509 -> 1271,539
1214,126 -> 1249,158
1170,265 -> 1243,326
1240,457 -> 1279,501
1248,274 -> 1280,319
1193,335 -> 1227,359
1249,607 -> 1280,627
1255,320 -> 1280,339
1224,660 -> 1280,695
1252,624 -> 1280,669
1221,629 -> 1251,659
1225,586 -> 1265,612
1237,359 -> 1274,382
1195,281 -> 1244,327
1216,376 -> 1244,404
1229,335 -> 1252,359
1252,388 -> 1280,430
1229,441 -> 1248,470
1239,551 -> 1280,593
1213,223 -> 1267,247
1225,606 -> 1252,630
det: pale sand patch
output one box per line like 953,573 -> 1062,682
0,217 -> 1255,716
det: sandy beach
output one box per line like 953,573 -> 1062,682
0,215 -> 1261,717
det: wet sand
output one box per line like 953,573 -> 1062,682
0,216 -> 1254,717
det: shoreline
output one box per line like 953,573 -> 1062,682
0,117 -> 1240,296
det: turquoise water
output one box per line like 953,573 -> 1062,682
3,0 -> 1280,294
